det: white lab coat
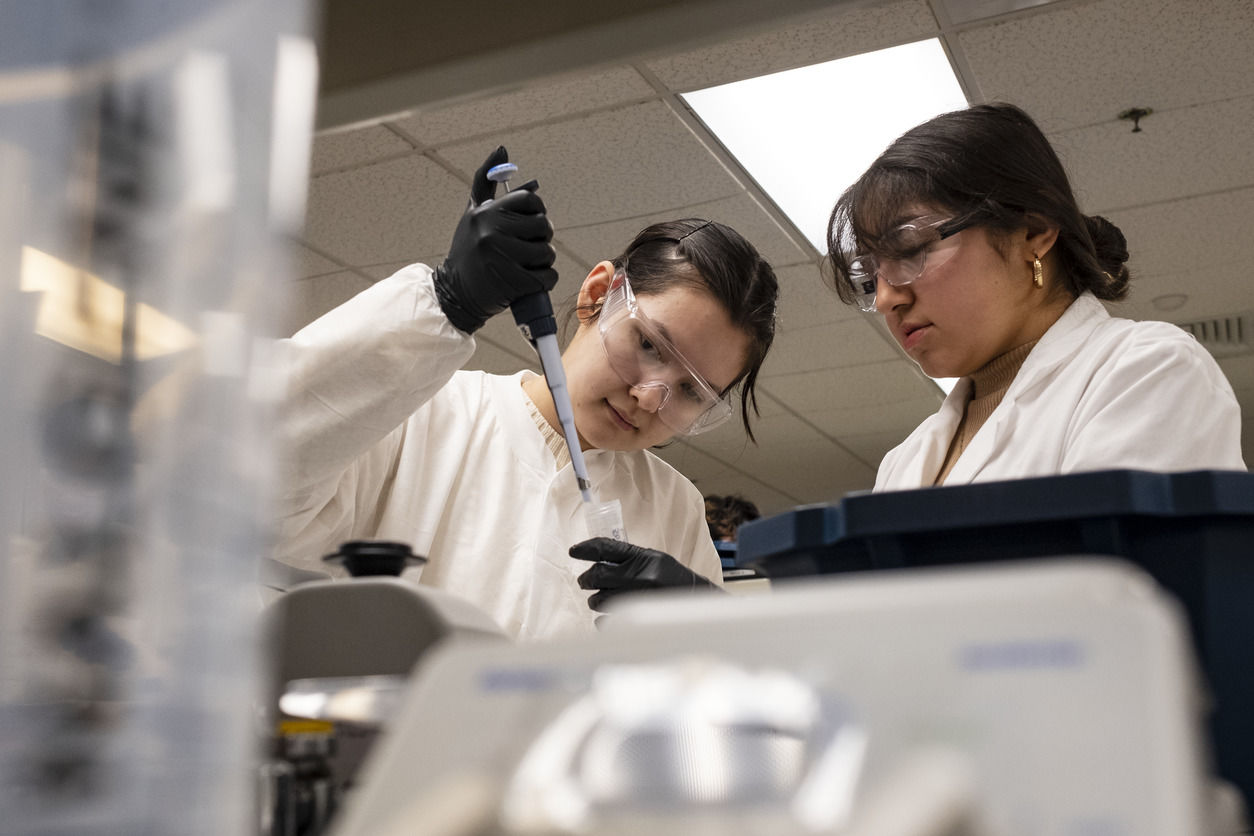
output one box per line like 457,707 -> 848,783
876,292 -> 1247,490
274,263 -> 721,641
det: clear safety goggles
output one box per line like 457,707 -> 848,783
845,215 -> 975,313
598,269 -> 734,436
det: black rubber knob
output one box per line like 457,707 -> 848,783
323,541 -> 426,577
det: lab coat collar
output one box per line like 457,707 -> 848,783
1008,292 -> 1108,391
500,370 -> 625,492
493,371 -> 556,476
943,292 -> 1108,484
901,376 -> 972,487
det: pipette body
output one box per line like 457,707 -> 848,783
487,162 -> 625,539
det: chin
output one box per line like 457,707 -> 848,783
915,355 -> 960,380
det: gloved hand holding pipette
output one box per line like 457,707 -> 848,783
434,146 -> 558,334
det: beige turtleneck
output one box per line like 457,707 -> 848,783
933,340 -> 1038,485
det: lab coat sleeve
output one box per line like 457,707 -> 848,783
277,263 -> 475,492
1060,326 -> 1246,473
273,263 -> 482,576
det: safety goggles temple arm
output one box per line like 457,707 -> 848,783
937,198 -> 1010,239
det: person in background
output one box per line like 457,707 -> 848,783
824,102 -> 1245,489
274,147 -> 779,639
704,494 -> 761,542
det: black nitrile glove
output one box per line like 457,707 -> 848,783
433,146 -> 558,334
571,537 -> 721,612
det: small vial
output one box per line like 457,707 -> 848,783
586,499 -> 627,542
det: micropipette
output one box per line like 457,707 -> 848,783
486,162 -> 627,541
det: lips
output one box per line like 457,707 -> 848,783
900,322 -> 931,351
606,400 -> 637,431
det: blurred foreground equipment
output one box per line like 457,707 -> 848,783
330,560 -> 1223,836
260,541 -> 507,836
0,3 -> 317,833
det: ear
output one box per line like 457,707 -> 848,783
576,261 -> 616,322
1023,214 -> 1060,262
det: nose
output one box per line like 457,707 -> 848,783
875,275 -> 913,312
630,382 -> 668,413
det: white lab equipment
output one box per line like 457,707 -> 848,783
328,559 -> 1220,836
261,541 -> 509,834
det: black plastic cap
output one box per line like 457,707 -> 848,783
323,541 -> 427,577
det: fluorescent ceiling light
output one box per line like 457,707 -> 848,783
21,246 -> 198,363
682,38 -> 968,394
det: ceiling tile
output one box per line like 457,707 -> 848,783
800,392 -> 943,440
286,239 -> 343,280
653,442 -> 742,484
693,477 -> 798,517
774,262 -> 861,331
472,315 -> 536,361
553,193 -> 811,272
310,125 -> 415,175
936,0 -> 1064,26
464,339 -> 539,375
671,409 -> 877,503
392,67 -> 657,147
761,318 -> 901,377
359,259 -> 432,282
304,156 -> 467,266
763,362 -> 942,414
437,101 -> 743,227
827,428 -> 915,471
720,412 -> 878,502
1101,187 -> 1254,323
652,443 -> 801,514
958,0 -> 1254,128
531,251 -> 595,321
1106,261 -> 1249,331
343,254 -> 581,293
1218,354 -> 1254,394
281,271 -> 373,337
1051,96 -> 1254,213
645,0 -> 937,92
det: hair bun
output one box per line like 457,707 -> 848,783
1085,215 -> 1129,267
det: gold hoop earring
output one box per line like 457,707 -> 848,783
1032,257 -> 1044,288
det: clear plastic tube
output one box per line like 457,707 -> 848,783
0,4 -> 316,833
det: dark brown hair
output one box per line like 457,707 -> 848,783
826,102 -> 1130,305
576,218 -> 779,442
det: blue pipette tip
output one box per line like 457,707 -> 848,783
486,162 -> 517,183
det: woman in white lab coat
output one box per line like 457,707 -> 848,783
824,103 -> 1245,489
275,148 -> 779,640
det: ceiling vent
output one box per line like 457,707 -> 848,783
1174,312 -> 1254,358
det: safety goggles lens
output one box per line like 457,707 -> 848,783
599,271 -> 733,435
847,216 -> 968,313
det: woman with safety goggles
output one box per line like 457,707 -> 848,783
825,103 -> 1244,489
274,147 -> 779,640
